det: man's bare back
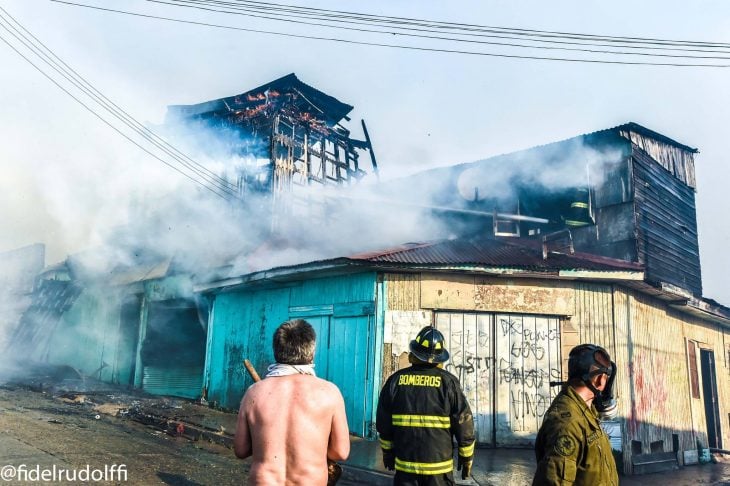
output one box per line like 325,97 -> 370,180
234,374 -> 350,485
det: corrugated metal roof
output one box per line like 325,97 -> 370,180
348,238 -> 643,273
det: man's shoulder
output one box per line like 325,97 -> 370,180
542,393 -> 589,429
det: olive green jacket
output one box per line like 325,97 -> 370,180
532,386 -> 619,486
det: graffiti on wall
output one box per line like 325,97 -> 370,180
496,315 -> 561,432
628,350 -> 669,436
444,327 -> 492,387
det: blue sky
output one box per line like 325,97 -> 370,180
1,0 -> 728,304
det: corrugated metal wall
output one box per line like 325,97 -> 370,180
609,286 -> 730,473
436,312 -> 561,446
632,148 -> 702,295
383,273 -> 730,463
142,366 -> 204,399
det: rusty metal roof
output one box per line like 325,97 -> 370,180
348,238 -> 643,273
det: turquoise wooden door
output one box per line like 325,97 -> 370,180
289,302 -> 374,437
306,315 -> 331,378
329,314 -> 371,437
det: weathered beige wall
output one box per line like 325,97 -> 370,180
421,273 -> 574,315
385,273 -> 420,311
382,273 -> 432,381
610,286 -> 730,472
382,272 -> 730,465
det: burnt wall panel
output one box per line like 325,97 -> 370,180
594,157 -> 632,208
631,147 -> 701,295
572,203 -> 637,262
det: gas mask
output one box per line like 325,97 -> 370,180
569,344 -> 619,421
593,361 -> 618,420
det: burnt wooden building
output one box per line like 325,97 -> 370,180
380,123 -> 703,298
166,73 -> 377,206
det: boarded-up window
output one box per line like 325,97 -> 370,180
687,340 -> 700,399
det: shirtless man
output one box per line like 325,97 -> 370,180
234,319 -> 350,485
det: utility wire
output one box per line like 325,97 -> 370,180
0,27 -> 232,200
0,6 -> 237,196
151,0 -> 730,61
48,1 -> 730,68
167,0 -> 730,55
184,0 -> 730,50
0,8 -> 240,200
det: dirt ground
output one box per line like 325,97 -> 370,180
0,385 -> 250,485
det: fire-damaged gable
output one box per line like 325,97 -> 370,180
378,122 -> 703,298
166,73 -> 377,201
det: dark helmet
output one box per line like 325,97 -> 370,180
568,344 -> 613,381
409,326 -> 449,363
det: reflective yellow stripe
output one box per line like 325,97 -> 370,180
379,438 -> 393,450
392,414 -> 450,428
395,457 -> 453,475
565,220 -> 589,227
459,441 -> 475,457
571,202 -> 589,209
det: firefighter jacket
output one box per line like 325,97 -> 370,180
376,364 -> 475,476
533,386 -> 619,486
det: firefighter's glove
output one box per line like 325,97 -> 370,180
458,455 -> 473,480
382,449 -> 395,471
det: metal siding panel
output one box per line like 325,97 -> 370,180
422,274 -> 575,316
611,287 -> 632,473
438,312 -> 489,444
475,314 -> 494,444
383,310 -> 433,379
574,282 -> 615,356
632,151 -> 702,295
495,314 -> 561,447
143,365 -> 203,399
385,273 -> 420,311
625,290 -> 696,465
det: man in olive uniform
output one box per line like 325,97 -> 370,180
377,326 -> 475,486
533,344 -> 619,486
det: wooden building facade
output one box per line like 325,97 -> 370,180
198,237 -> 730,474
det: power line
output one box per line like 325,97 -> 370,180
0,6 -> 238,196
186,0 -> 730,50
47,1 -> 730,68
149,0 -> 730,61
166,0 -> 730,54
0,7 -> 241,200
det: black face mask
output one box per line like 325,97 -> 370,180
590,361 -> 618,420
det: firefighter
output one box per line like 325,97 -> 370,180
377,326 -> 475,486
532,344 -> 619,486
564,187 -> 593,228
